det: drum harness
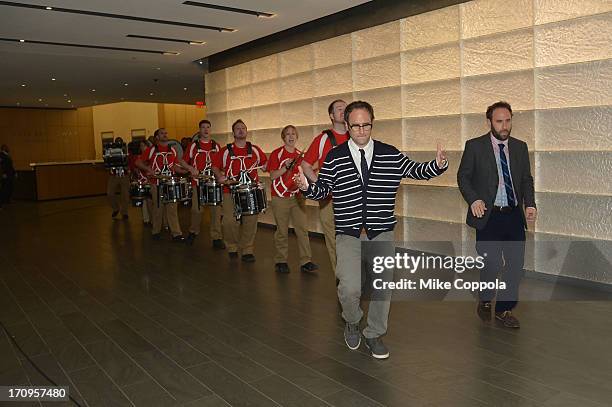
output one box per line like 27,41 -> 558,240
194,139 -> 218,209
150,145 -> 175,208
226,142 -> 266,221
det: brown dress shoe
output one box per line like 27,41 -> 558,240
495,311 -> 520,328
477,301 -> 492,322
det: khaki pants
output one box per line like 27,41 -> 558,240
319,198 -> 336,272
151,185 -> 182,237
189,192 -> 223,239
271,196 -> 312,265
107,176 -> 130,215
222,192 -> 258,254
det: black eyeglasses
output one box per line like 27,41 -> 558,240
348,123 -> 372,132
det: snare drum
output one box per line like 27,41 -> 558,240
159,177 -> 191,204
196,176 -> 223,206
129,181 -> 151,207
232,182 -> 267,219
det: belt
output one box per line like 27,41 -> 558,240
492,205 -> 514,213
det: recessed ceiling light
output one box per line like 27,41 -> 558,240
19,39 -> 25,43
51,78 -> 56,81
123,83 -> 128,86
91,89 -> 96,92
198,61 -> 203,64
188,41 -> 206,46
67,99 -> 71,103
162,51 -> 180,56
38,98 -> 42,102
45,6 -> 53,10
63,93 -> 68,96
21,84 -> 26,87
149,92 -> 154,96
183,87 -> 187,91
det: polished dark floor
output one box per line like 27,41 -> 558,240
1,197 -> 611,407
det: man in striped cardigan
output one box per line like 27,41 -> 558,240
295,101 -> 448,359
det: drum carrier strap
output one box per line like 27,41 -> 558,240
226,142 -> 253,158
323,130 -> 337,147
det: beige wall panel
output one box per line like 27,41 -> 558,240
536,151 -> 612,195
294,125 -> 317,149
402,79 -> 461,117
401,185 -> 464,223
461,0 -> 533,39
313,93 -> 353,125
535,14 -> 612,68
353,54 -> 401,91
352,21 -> 400,61
402,151 -> 461,187
164,104 -> 177,128
404,115 -> 462,151
462,70 -> 535,114
401,45 -> 461,84
280,45 -> 313,77
251,128 -> 281,153
400,6 -> 460,50
462,110 -> 535,150
399,217 -> 464,247
205,91 -> 227,113
211,132 -> 231,146
535,106 -> 612,151
535,0 -> 612,25
226,63 -> 251,89
535,192 -> 612,240
463,29 -> 534,77
313,64 -> 353,98
207,112 -> 229,134
251,54 -> 279,82
206,70 -> 228,94
280,99 -> 314,127
251,104 -> 281,130
369,119 -> 402,147
174,105 -> 187,129
227,108 -> 252,129
227,86 -> 252,111
251,80 -> 280,107
535,59 -> 612,109
313,34 -> 353,69
353,86 -> 402,121
280,72 -> 314,102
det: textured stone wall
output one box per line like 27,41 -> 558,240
205,0 -> 612,283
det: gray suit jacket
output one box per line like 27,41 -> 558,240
457,134 -> 535,230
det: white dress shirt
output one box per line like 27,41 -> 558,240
347,137 -> 374,181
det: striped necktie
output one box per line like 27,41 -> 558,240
498,144 -> 516,207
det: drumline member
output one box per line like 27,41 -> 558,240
135,128 -> 185,242
106,137 -> 130,220
179,120 -> 225,248
129,140 -> 152,226
301,100 -> 349,273
212,119 -> 267,262
267,125 -> 318,274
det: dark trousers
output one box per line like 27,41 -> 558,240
475,207 -> 525,313
0,177 -> 14,204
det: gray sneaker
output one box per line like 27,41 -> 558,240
344,323 -> 361,350
365,337 -> 389,359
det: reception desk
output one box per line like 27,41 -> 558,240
30,160 -> 109,201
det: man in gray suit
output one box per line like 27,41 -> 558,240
458,101 -> 536,328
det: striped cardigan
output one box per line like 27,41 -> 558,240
304,140 -> 447,239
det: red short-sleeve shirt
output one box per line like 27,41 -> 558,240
212,142 -> 267,193
267,146 -> 302,198
141,144 -> 180,185
303,129 -> 349,169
